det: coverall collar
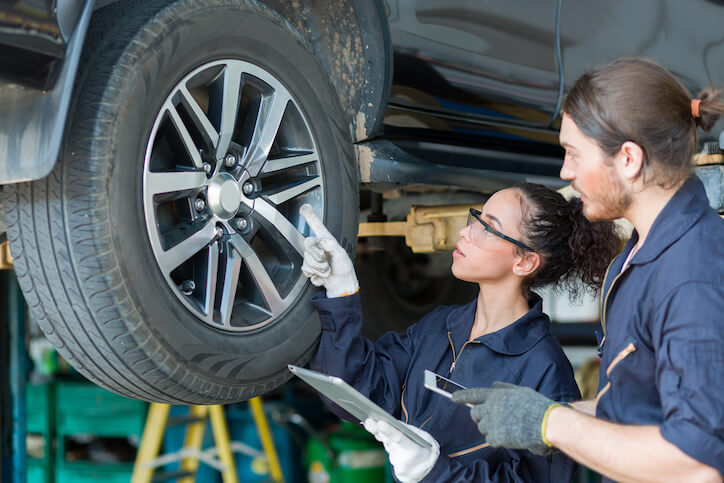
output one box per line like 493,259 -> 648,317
623,175 -> 710,267
446,294 -> 550,356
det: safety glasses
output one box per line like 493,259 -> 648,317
467,208 -> 535,252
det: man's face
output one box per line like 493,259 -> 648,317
559,114 -> 632,221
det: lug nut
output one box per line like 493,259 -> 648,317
203,163 -> 212,175
180,280 -> 195,295
242,182 -> 254,195
194,198 -> 206,211
215,227 -> 224,239
224,154 -> 237,168
234,218 -> 249,231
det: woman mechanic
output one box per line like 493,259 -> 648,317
298,182 -> 622,481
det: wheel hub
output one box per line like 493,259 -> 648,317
207,172 -> 241,219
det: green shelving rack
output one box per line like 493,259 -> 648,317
54,380 -> 147,483
26,381 -> 55,483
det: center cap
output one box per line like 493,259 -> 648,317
207,172 -> 241,219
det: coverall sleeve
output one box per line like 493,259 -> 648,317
654,282 -> 724,474
423,358 -> 579,482
423,449 -> 576,482
309,292 -> 416,419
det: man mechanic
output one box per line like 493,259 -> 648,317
453,58 -> 724,482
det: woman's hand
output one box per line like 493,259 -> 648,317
363,418 -> 440,483
299,204 -> 359,298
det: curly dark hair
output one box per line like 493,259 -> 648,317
514,183 -> 624,301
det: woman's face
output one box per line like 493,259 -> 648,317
452,188 -> 528,284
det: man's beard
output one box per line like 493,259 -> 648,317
583,169 -> 632,222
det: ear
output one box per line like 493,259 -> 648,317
616,141 -> 645,181
512,251 -> 540,278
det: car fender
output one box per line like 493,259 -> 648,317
95,0 -> 392,143
251,0 -> 392,142
0,0 -> 95,184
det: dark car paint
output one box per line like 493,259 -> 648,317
0,0 -> 721,187
382,0 -> 723,176
386,0 -> 559,128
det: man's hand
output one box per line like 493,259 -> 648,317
363,418 -> 440,483
299,204 -> 358,298
452,382 -> 560,456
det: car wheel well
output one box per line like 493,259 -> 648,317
93,0 -> 390,143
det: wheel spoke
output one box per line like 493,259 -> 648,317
230,234 -> 285,316
218,245 -> 242,327
178,85 -> 220,151
266,177 -> 321,206
166,104 -> 204,169
158,221 -> 217,275
214,63 -> 244,159
203,243 -> 220,322
146,59 -> 325,331
146,170 -> 207,198
253,198 -> 306,255
261,152 -> 317,175
243,91 -> 291,176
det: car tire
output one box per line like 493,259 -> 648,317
2,0 -> 358,403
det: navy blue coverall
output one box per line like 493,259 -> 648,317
596,176 -> 724,480
310,291 -> 580,481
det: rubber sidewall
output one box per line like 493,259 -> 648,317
76,0 -> 356,400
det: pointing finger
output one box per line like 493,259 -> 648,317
300,204 -> 332,238
317,237 -> 343,254
304,237 -> 328,262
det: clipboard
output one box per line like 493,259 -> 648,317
288,364 -> 431,448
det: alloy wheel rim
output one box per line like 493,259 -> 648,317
143,59 -> 324,332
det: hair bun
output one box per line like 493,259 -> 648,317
695,86 -> 724,132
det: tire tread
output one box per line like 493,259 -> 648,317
2,0 -> 343,403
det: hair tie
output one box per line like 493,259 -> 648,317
691,99 -> 701,118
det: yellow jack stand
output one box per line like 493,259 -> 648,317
131,398 -> 284,483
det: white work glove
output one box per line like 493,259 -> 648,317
363,418 -> 440,483
299,204 -> 359,298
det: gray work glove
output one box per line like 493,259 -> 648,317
299,204 -> 359,298
363,418 -> 440,483
452,382 -> 560,456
